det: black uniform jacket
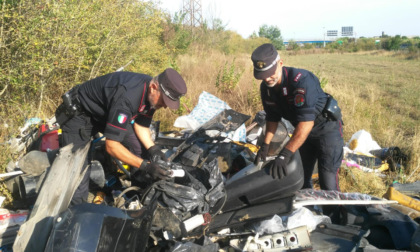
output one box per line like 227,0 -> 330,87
261,66 -> 332,138
78,72 -> 155,142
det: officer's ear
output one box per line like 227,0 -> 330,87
150,81 -> 159,93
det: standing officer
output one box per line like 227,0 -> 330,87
252,43 -> 344,191
55,68 -> 187,205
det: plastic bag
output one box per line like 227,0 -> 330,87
142,159 -> 225,220
0,208 -> 29,230
346,130 -> 381,155
173,92 -> 246,142
170,236 -> 219,252
253,214 -> 286,235
285,207 -> 331,232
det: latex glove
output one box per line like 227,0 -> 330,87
134,161 -> 172,181
254,143 -> 270,165
269,148 -> 294,179
148,145 -> 167,162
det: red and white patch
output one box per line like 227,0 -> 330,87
294,73 -> 302,82
282,87 -> 288,96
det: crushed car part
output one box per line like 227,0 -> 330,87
44,193 -> 159,252
229,225 -> 312,251
168,109 -> 250,162
13,143 -> 90,252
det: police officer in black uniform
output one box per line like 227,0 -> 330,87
252,43 -> 344,191
55,68 -> 187,205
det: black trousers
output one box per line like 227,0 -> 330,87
61,113 -> 146,205
300,120 -> 344,191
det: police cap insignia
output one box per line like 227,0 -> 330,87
256,61 -> 266,69
251,43 -> 280,79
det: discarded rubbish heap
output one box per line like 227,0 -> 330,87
2,105 -> 420,251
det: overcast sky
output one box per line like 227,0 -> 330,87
153,0 -> 419,41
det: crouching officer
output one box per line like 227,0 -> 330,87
251,43 -> 344,191
55,68 -> 187,205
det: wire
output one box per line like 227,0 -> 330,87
115,186 -> 141,209
211,188 -> 227,217
113,207 -> 128,252
113,186 -> 142,251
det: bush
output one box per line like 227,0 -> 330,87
247,79 -> 261,108
215,59 -> 244,93
161,12 -> 193,57
0,0 -> 171,121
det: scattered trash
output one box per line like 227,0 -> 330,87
0,209 -> 29,230
285,207 -> 331,232
346,129 -> 381,155
0,93 -> 417,251
393,181 -> 420,198
384,186 -> 420,212
173,91 -> 247,142
343,129 -> 408,173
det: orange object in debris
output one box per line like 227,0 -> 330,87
383,186 -> 420,212
93,191 -> 106,204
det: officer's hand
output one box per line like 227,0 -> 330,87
148,145 -> 167,162
134,161 -> 172,181
269,148 -> 294,179
254,143 -> 270,165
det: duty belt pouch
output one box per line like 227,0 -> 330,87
55,85 -> 81,126
323,94 -> 342,122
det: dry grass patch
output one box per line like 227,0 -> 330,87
160,49 -> 420,194
2,49 -> 419,199
339,167 -> 388,198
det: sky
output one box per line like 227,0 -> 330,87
153,0 -> 420,41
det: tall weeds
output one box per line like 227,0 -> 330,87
155,49 -> 420,197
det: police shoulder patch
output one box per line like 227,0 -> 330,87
117,113 -> 128,124
110,109 -> 131,129
294,94 -> 305,107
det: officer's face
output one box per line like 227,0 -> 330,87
151,93 -> 166,110
263,61 -> 282,87
149,83 -> 167,110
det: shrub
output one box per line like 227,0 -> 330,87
215,59 -> 244,93
247,79 -> 261,108
0,0 -> 170,120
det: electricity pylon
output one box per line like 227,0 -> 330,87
182,0 -> 203,27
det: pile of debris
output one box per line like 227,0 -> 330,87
0,92 -> 419,251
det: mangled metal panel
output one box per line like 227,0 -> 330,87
13,143 -> 90,252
